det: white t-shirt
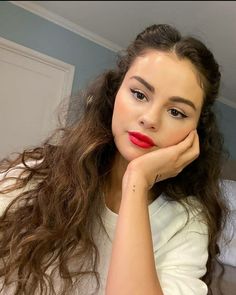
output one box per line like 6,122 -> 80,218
93,194 -> 208,295
0,164 -> 208,295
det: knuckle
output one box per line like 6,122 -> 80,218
195,150 -> 200,159
176,168 -> 182,175
173,172 -> 179,177
178,167 -> 183,173
175,161 -> 182,170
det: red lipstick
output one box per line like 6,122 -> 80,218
128,131 -> 155,149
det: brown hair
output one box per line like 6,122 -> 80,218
0,24 -> 230,294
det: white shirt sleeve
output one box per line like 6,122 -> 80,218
155,215 -> 209,295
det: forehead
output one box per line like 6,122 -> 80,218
125,50 -> 204,109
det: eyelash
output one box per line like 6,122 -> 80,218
130,88 -> 188,119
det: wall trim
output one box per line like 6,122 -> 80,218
10,1 -> 123,53
7,2 -> 236,110
0,35 -> 75,126
0,35 -> 75,93
218,97 -> 236,109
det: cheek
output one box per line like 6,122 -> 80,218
114,94 -> 128,114
112,91 -> 130,132
159,122 -> 194,147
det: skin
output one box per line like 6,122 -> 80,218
105,50 -> 205,294
105,49 -> 204,213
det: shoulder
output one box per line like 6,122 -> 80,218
151,194 -> 207,247
151,195 -> 209,294
151,194 -> 205,230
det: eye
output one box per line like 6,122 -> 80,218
130,89 -> 147,101
168,108 -> 188,119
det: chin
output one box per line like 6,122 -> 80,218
115,142 -> 149,163
114,131 -> 153,162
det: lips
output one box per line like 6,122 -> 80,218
128,131 -> 156,147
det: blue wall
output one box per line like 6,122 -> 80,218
215,101 -> 236,160
0,2 -> 235,159
0,1 -> 116,95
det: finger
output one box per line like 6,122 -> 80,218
178,131 -> 200,167
175,130 -> 196,155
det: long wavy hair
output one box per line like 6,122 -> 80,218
0,24 -> 230,294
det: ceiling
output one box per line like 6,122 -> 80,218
14,1 -> 236,108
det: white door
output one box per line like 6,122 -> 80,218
0,37 -> 75,159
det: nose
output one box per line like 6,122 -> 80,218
138,107 -> 161,130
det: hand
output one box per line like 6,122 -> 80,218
122,130 -> 200,192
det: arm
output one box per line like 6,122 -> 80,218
105,176 -> 164,295
105,130 -> 200,294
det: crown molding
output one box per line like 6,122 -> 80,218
218,97 -> 236,109
9,1 -> 123,53
7,2 -> 236,110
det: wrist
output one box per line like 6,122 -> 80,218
122,174 -> 149,200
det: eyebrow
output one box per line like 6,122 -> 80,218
130,75 -> 197,111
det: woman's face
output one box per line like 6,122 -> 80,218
112,50 -> 204,162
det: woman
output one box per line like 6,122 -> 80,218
0,24 -> 229,295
